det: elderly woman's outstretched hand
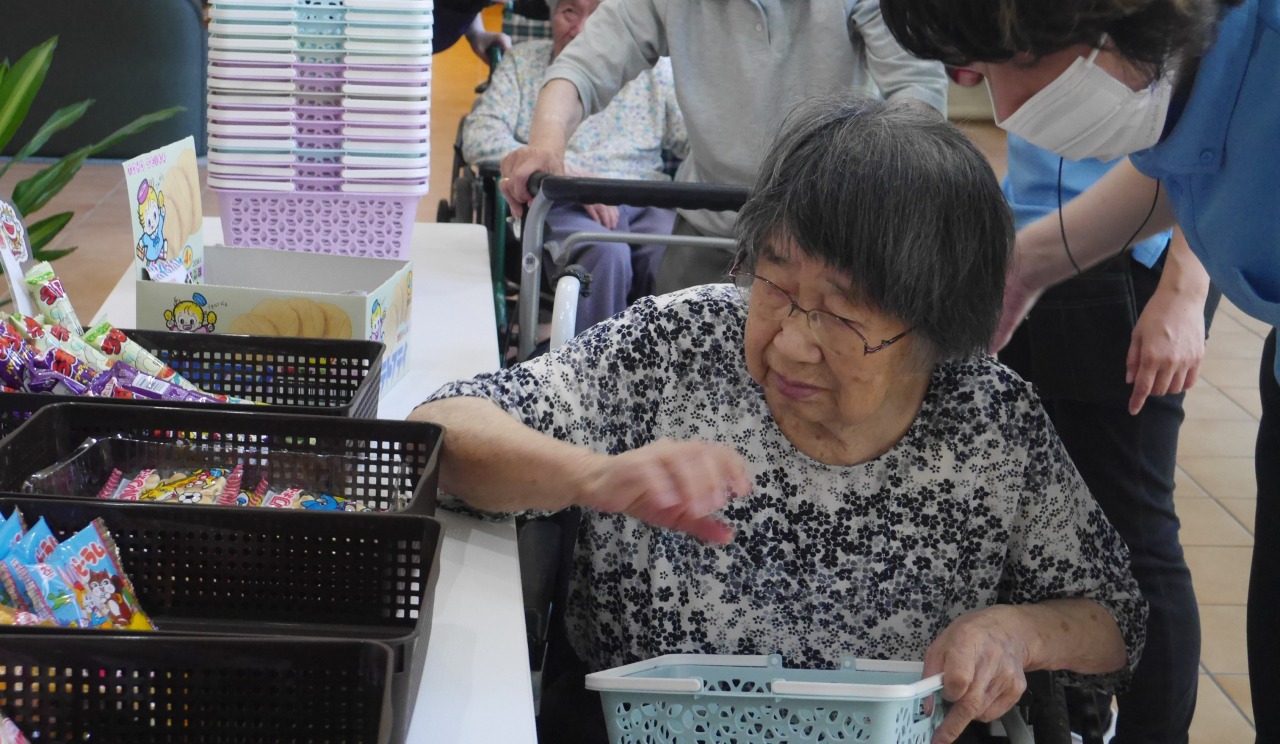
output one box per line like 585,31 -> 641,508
922,606 -> 1031,744
577,439 -> 753,545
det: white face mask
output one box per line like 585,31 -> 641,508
992,39 -> 1174,162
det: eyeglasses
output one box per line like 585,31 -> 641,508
730,269 -> 911,357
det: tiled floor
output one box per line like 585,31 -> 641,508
0,12 -> 1259,739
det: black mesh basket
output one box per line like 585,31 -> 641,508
0,495 -> 442,744
0,634 -> 394,743
0,402 -> 441,515
0,328 -> 385,438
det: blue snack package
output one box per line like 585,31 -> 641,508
16,561 -> 84,627
0,508 -> 25,561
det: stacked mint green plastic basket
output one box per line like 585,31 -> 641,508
585,653 -> 946,744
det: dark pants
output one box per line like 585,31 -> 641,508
1000,253 -> 1220,744
1251,329 -> 1279,743
544,203 -> 673,335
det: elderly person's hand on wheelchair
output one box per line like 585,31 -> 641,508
414,96 -> 1146,744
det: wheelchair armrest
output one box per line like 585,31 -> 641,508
528,174 -> 750,212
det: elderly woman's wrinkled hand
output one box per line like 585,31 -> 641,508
922,606 -> 1032,744
577,439 -> 753,545
499,146 -> 564,217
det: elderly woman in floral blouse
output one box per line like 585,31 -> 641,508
414,96 -> 1146,744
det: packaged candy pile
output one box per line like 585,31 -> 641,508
0,261 -> 258,405
23,435 -> 409,512
0,708 -> 31,744
0,507 -> 152,631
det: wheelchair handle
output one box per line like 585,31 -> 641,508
527,173 -> 750,212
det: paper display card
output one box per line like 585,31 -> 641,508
123,136 -> 204,284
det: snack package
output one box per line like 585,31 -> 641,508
88,362 -> 217,403
15,561 -> 84,627
0,340 -> 30,390
83,322 -> 199,391
0,508 -> 24,559
251,479 -> 371,512
0,602 -> 51,628
45,323 -> 112,371
25,367 -> 89,396
0,517 -> 58,613
0,706 -> 33,744
24,262 -> 83,333
50,519 -> 152,630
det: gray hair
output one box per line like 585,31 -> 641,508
735,96 -> 1014,366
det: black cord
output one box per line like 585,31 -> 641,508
1056,157 -> 1085,276
1056,156 -> 1162,274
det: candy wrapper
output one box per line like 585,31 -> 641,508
24,262 -> 83,333
0,509 -> 25,609
0,508 -> 23,559
0,517 -> 57,613
98,465 -> 243,505
28,347 -> 98,389
50,519 -> 152,630
0,339 -> 30,390
16,561 -> 84,627
84,321 -> 198,391
251,478 -> 371,512
88,362 -> 219,403
0,603 -> 51,627
0,706 -> 34,744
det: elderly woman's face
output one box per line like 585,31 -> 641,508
743,239 -> 927,466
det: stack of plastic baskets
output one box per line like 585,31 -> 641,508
584,653 -> 946,744
207,0 -> 432,258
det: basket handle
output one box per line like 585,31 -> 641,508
770,672 -> 944,699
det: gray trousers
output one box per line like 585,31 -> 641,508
653,215 -> 737,294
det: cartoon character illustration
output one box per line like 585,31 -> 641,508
0,200 -> 27,260
298,492 -> 353,511
86,569 -> 133,627
369,299 -> 387,342
135,180 -> 167,264
165,293 -> 217,333
177,491 -> 205,504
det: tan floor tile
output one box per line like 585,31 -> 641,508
1213,674 -> 1255,725
1219,499 -> 1257,533
1178,420 -> 1259,458
1219,300 -> 1275,338
1207,327 -> 1266,360
1191,673 -> 1256,742
1176,466 -> 1212,499
1179,457 -> 1257,501
1200,356 -> 1265,388
1200,606 -> 1249,674
1183,383 -> 1254,420
1185,546 -> 1252,604
1220,385 -> 1264,419
1177,499 -> 1254,547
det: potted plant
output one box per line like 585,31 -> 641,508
0,36 -> 182,296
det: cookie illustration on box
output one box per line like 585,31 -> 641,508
124,137 -> 204,284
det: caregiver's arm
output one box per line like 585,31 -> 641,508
411,396 -> 752,544
993,159 -> 1177,351
924,598 -> 1125,744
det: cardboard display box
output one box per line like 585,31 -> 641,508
135,244 -> 413,391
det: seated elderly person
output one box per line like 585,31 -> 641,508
416,97 -> 1145,744
462,0 -> 687,335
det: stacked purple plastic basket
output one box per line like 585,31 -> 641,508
207,0 -> 432,259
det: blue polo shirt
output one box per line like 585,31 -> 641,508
1129,0 -> 1280,380
1003,135 -> 1170,268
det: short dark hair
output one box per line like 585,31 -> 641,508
880,0 -> 1235,76
735,96 -> 1013,365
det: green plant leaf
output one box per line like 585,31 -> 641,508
32,245 -> 76,263
11,105 -> 182,216
0,59 -> 10,87
25,211 -> 74,252
0,99 -> 93,182
0,37 -> 58,154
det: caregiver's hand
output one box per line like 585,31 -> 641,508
576,439 -> 753,545
1126,282 -> 1206,414
923,606 -> 1030,744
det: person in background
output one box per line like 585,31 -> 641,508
497,0 -> 949,294
434,0 -> 512,61
877,1 -> 1278,740
998,128 -> 1218,742
463,0 -> 686,335
417,96 -> 1146,744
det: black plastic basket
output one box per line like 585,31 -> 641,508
0,494 -> 442,744
0,634 -> 394,743
0,328 -> 385,438
0,402 -> 441,515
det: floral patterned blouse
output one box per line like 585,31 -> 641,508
428,285 -> 1146,689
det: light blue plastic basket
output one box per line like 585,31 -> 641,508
585,653 -> 945,744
